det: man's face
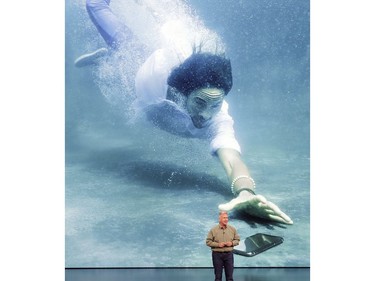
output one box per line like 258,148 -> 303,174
219,212 -> 229,227
186,88 -> 225,128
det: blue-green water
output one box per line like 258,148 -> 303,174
65,0 -> 309,267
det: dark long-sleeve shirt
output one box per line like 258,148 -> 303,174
206,224 -> 240,252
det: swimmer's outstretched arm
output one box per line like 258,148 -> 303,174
217,148 -> 293,225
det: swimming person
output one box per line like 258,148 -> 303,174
74,0 -> 293,225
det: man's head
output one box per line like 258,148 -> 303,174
167,53 -> 232,128
219,211 -> 229,227
167,53 -> 233,95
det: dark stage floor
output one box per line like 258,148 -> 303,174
65,267 -> 310,281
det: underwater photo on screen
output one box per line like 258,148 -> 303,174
65,0 -> 309,267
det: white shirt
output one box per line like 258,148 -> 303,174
134,48 -> 241,155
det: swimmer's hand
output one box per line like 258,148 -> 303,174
218,190 -> 293,225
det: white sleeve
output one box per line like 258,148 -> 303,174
208,101 -> 242,155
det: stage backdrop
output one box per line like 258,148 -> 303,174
65,0 -> 310,267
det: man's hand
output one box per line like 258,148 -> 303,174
218,190 -> 293,225
218,241 -> 232,247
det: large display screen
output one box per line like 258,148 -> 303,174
65,0 -> 310,267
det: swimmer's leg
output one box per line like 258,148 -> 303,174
74,0 -> 136,67
86,0 -> 134,49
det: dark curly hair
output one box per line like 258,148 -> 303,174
167,52 -> 233,96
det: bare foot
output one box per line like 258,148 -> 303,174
74,48 -> 109,67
